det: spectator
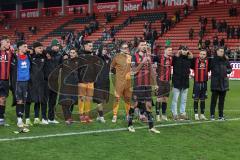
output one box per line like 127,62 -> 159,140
4,23 -> 10,30
199,29 -> 204,39
171,15 -> 176,26
234,7 -> 237,16
94,20 -> 99,30
205,39 -> 211,49
110,26 -> 115,38
184,4 -> 189,17
92,13 -> 96,20
102,28 -> 108,40
189,27 -> 194,40
206,47 -> 213,58
231,26 -> 235,39
225,47 -> 232,60
157,0 -> 161,8
217,21 -> 223,33
105,13 -> 111,23
14,28 -> 18,36
237,26 -> 240,39
198,38 -> 203,49
80,7 -> 83,14
211,17 -> 217,30
152,28 -> 158,41
159,30 -> 163,37
78,33 -> 84,46
175,10 -> 181,23
235,46 -> 240,61
193,0 -> 198,10
46,8 -> 51,16
222,20 -> 227,32
229,49 -> 237,61
61,33 -> 66,44
31,26 -> 37,34
203,17 -> 207,25
165,19 -> 171,31
213,34 -> 219,48
73,7 -> 77,14
161,20 -> 165,35
200,22 -> 206,35
133,37 -> 139,48
220,38 -> 225,47
163,12 -> 167,21
148,21 -> 152,30
0,14 -> 6,25
20,32 -> 25,41
198,16 -> 202,23
229,6 -> 237,17
170,46 -> 193,121
227,25 -> 231,39
229,6 -> 233,16
142,0 -> 147,10
144,22 -> 148,29
125,16 -> 133,25
162,0 -> 166,7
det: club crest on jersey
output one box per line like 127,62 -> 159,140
127,57 -> 131,63
21,61 -> 28,68
200,62 -> 206,68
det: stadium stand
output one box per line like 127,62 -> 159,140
1,3 -> 240,55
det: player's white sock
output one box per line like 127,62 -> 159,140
17,117 -> 23,124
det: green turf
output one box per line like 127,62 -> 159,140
0,80 -> 239,160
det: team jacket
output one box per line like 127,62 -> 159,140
58,57 -> 79,105
28,53 -> 48,103
78,51 -> 104,83
172,55 -> 192,89
94,54 -> 111,89
44,49 -> 62,92
210,55 -> 232,91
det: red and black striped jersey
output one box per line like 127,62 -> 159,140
193,58 -> 209,83
132,52 -> 152,86
155,54 -> 172,82
0,48 -> 13,80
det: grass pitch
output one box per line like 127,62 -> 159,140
0,80 -> 239,160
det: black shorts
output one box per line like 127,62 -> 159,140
133,86 -> 152,102
59,94 -> 78,106
93,87 -> 110,104
0,80 -> 9,97
157,80 -> 170,98
15,81 -> 29,102
192,82 -> 207,100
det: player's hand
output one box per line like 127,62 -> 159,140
46,53 -> 51,60
224,55 -> 229,60
153,85 -> 159,91
152,63 -> 157,68
147,56 -> 151,61
63,55 -> 68,60
175,50 -> 181,57
188,51 -> 193,59
142,57 -> 149,64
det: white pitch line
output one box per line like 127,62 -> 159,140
0,118 -> 240,142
